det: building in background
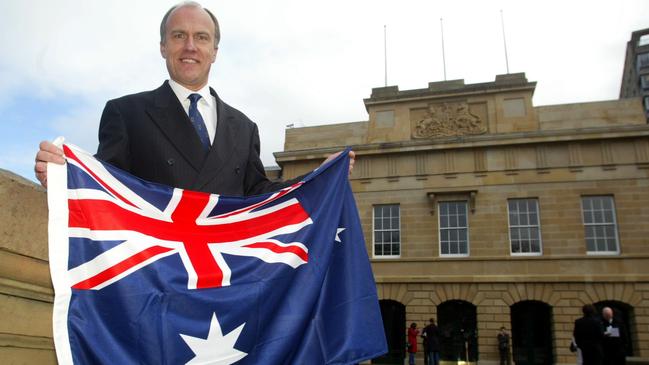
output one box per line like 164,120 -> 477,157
620,27 -> 649,120
275,72 -> 649,365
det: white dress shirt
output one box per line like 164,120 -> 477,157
168,79 -> 218,144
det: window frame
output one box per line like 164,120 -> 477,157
372,204 -> 401,258
580,195 -> 620,255
507,198 -> 543,256
438,200 -> 470,257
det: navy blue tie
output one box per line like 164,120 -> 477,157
188,93 -> 211,152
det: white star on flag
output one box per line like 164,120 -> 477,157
180,313 -> 247,365
335,227 -> 346,242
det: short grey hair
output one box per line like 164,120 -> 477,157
160,1 -> 220,48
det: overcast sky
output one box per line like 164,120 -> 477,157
1,0 -> 647,182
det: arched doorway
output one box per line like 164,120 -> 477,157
510,300 -> 554,365
438,300 -> 478,363
595,300 -> 635,357
372,299 -> 406,364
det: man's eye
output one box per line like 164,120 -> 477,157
197,34 -> 209,42
173,33 -> 185,39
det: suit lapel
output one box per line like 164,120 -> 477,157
193,88 -> 240,190
145,81 -> 206,172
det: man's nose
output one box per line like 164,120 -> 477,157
184,37 -> 197,51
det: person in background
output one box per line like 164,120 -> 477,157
407,322 -> 420,365
422,318 -> 440,365
573,304 -> 604,365
497,326 -> 511,365
601,307 -> 627,365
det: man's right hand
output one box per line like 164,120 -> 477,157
34,141 -> 65,188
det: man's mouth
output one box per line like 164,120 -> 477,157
180,58 -> 198,64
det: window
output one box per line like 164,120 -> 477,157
373,204 -> 400,257
637,52 -> 649,72
439,201 -> 469,256
508,198 -> 542,255
641,74 -> 649,90
581,196 -> 619,254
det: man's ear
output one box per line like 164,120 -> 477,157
160,42 -> 167,59
211,47 -> 218,63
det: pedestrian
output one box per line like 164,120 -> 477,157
497,326 -> 511,365
601,307 -> 627,365
422,318 -> 440,365
407,322 -> 420,365
573,304 -> 604,365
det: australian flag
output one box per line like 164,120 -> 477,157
47,141 -> 387,364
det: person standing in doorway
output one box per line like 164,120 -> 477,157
601,307 -> 627,365
497,326 -> 511,365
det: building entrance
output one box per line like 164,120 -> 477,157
438,300 -> 478,364
373,299 -> 406,364
511,301 -> 554,365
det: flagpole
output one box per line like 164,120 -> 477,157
384,24 -> 388,86
440,18 -> 447,81
500,9 -> 510,74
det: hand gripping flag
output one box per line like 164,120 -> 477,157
48,141 -> 387,365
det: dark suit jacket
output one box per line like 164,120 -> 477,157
96,81 -> 297,196
574,315 -> 604,365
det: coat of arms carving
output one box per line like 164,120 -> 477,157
414,102 -> 486,138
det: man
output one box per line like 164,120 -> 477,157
573,304 -> 604,365
601,307 -> 627,365
497,326 -> 511,365
35,1 -> 352,193
422,318 -> 440,365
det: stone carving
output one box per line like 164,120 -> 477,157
414,102 -> 486,138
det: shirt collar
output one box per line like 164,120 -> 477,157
168,79 -> 214,108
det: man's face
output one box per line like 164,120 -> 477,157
603,308 -> 613,321
160,6 -> 217,91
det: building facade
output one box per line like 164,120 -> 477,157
275,73 -> 649,364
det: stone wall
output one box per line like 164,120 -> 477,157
0,169 -> 56,364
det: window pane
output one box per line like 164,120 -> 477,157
449,203 -> 457,214
459,240 -> 467,254
440,203 -> 448,215
441,241 -> 449,254
391,205 -> 399,216
375,217 -> 382,230
458,203 -> 466,215
458,214 -> 467,227
512,241 -> 521,253
586,238 -> 596,252
392,217 -> 399,229
531,240 -> 540,252
374,244 -> 382,255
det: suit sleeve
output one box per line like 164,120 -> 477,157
243,123 -> 303,196
96,100 -> 131,172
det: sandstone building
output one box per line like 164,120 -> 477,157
274,73 -> 649,364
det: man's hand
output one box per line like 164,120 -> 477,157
34,141 -> 65,188
320,150 -> 355,176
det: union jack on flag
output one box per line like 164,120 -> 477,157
48,141 -> 386,365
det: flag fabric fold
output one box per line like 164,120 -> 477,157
48,142 -> 387,365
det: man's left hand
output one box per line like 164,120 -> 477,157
321,150 -> 355,176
